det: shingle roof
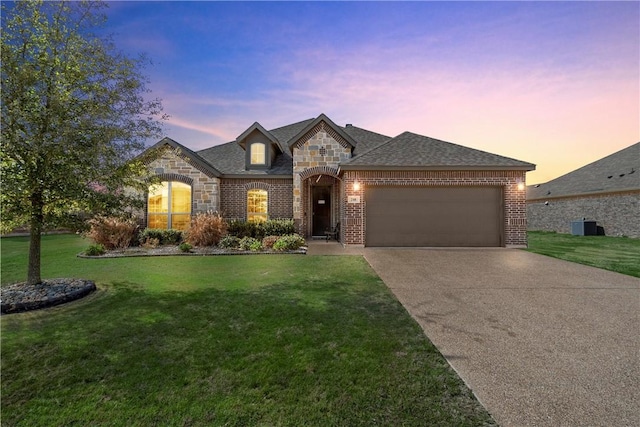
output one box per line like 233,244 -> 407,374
343,125 -> 391,155
166,115 -> 535,176
146,137 -> 222,177
269,118 -> 316,152
527,142 -> 640,199
198,141 -> 293,176
342,132 -> 535,170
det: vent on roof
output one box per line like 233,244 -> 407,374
345,124 -> 353,127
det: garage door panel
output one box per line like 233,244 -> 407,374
366,187 -> 503,247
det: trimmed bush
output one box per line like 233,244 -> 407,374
227,218 -> 296,240
239,236 -> 261,251
179,242 -> 193,253
262,219 -> 296,237
273,234 -> 306,251
84,244 -> 106,256
218,235 -> 241,249
138,228 -> 183,246
86,216 -> 138,250
226,220 -> 258,239
185,212 -> 227,247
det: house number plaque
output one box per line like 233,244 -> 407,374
348,196 -> 360,204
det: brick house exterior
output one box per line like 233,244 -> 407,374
527,142 -> 639,238
139,114 -> 535,247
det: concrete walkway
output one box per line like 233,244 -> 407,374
307,242 -> 640,427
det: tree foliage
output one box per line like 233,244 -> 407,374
1,0 -> 165,284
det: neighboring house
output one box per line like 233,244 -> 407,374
140,114 -> 535,247
527,142 -> 640,238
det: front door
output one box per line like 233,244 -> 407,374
312,186 -> 331,236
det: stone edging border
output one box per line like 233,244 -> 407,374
77,248 -> 307,258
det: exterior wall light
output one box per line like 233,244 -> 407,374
517,181 -> 525,191
353,181 -> 361,191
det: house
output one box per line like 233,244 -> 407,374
527,142 -> 640,238
140,114 -> 535,247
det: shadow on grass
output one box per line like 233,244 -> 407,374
1,280 -> 495,427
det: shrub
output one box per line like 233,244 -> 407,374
141,237 -> 160,249
262,235 -> 279,249
138,228 -> 183,246
227,218 -> 296,239
227,220 -> 258,239
239,236 -> 261,251
86,215 -> 138,250
262,219 -> 296,237
218,235 -> 241,249
273,234 -> 306,251
179,242 -> 193,253
84,243 -> 106,256
185,212 -> 227,247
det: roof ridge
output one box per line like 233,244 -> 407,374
268,117 -> 315,133
343,132 -> 406,163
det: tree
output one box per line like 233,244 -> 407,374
1,0 -> 165,285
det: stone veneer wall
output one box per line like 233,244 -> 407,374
342,170 -> 528,247
220,178 -> 293,220
141,146 -> 220,225
292,129 -> 351,230
527,191 -> 640,238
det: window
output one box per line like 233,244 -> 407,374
247,189 -> 268,222
148,181 -> 191,230
250,143 -> 266,165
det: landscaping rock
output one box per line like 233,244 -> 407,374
1,279 -> 96,314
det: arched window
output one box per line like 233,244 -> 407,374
250,143 -> 266,165
148,181 -> 192,230
247,189 -> 268,222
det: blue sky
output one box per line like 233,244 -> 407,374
103,1 -> 638,184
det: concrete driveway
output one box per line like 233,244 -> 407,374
362,248 -> 639,427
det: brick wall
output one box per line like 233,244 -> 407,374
527,191 -> 640,238
342,170 -> 528,247
220,178 -> 293,220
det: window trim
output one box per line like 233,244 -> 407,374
147,180 -> 192,230
247,188 -> 268,222
250,142 -> 266,165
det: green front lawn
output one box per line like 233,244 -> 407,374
1,234 -> 495,426
526,231 -> 640,277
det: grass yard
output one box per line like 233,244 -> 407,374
1,234 -> 495,426
526,231 -> 640,277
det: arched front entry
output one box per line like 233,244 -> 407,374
298,167 -> 342,239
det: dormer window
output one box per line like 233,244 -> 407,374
250,143 -> 266,165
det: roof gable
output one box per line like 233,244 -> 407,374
341,132 -> 535,170
236,122 -> 282,154
527,142 -> 640,199
145,137 -> 221,178
287,113 -> 358,152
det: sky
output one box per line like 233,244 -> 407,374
102,1 -> 639,185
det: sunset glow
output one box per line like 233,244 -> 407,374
104,1 -> 639,184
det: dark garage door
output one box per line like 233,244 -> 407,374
366,186 -> 503,247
